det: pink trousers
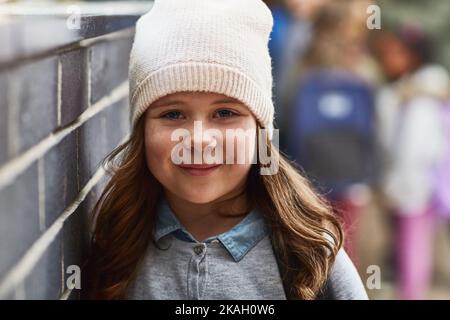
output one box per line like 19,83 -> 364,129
395,208 -> 435,300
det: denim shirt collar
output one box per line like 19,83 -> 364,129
153,196 -> 269,262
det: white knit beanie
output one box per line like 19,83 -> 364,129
128,0 -> 275,139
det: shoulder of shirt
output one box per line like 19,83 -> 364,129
317,248 -> 369,300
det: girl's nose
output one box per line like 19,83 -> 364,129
192,122 -> 217,149
184,121 -> 222,160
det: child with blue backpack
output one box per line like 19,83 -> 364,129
286,0 -> 377,263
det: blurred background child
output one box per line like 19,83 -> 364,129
371,25 -> 450,299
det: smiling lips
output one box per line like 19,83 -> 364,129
178,164 -> 222,176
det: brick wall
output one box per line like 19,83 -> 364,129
0,5 -> 150,299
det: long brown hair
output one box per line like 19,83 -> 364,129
82,116 -> 343,300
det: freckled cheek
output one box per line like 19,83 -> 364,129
144,126 -> 177,173
225,162 -> 253,179
221,130 -> 257,164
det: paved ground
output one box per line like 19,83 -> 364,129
352,192 -> 450,300
368,282 -> 450,300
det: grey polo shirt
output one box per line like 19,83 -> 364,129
125,197 -> 368,300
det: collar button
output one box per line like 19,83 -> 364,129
194,244 -> 205,255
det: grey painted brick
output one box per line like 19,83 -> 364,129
77,15 -> 141,40
0,19 -> 140,301
77,111 -> 108,188
83,173 -> 109,228
63,173 -> 110,299
60,49 -> 88,127
81,173 -> 109,234
105,97 -> 131,152
24,232 -> 62,299
62,215 -> 82,300
62,189 -> 101,289
43,132 -> 79,228
9,57 -> 58,155
0,163 -> 40,278
0,23 -> 16,67
4,291 -> 15,300
0,71 -> 8,166
79,98 -> 132,188
90,37 -> 134,105
63,205 -> 90,299
0,15 -> 142,67
63,212 -> 83,287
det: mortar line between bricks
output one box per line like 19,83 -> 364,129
0,165 -> 106,298
0,80 -> 129,190
78,27 -> 136,48
7,70 -> 20,158
61,230 -> 65,296
86,46 -> 92,108
57,57 -> 63,127
60,288 -> 72,300
0,27 -> 136,72
37,158 -> 46,232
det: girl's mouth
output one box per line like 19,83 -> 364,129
178,164 -> 222,176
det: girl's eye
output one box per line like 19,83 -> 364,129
161,111 -> 184,120
214,109 -> 238,118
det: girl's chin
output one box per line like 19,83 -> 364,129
172,188 -> 224,204
179,193 -> 222,204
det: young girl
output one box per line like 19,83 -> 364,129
82,0 -> 367,300
373,27 -> 449,299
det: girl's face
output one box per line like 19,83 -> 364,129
144,92 -> 257,204
375,35 -> 418,81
